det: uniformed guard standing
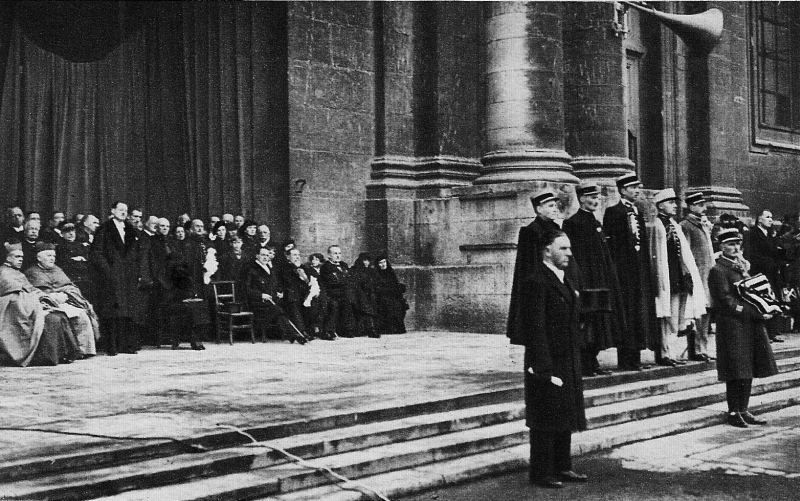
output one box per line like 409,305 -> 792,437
563,183 -> 626,376
603,174 -> 659,371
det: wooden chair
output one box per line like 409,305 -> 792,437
210,281 -> 255,344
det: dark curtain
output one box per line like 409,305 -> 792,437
0,2 -> 288,229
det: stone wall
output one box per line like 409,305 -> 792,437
287,1 -> 375,255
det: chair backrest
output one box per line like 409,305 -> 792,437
211,281 -> 236,307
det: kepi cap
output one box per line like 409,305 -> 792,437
685,191 -> 706,205
530,191 -> 558,207
717,228 -> 743,244
653,188 -> 678,206
576,183 -> 601,198
616,172 -> 642,190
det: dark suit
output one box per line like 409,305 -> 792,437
518,264 -> 585,481
508,217 -> 580,345
89,218 -> 143,354
745,226 -> 785,340
603,201 -> 659,369
242,260 -> 295,340
320,260 -> 354,337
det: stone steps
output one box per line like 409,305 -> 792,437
268,388 -> 800,501
4,354 -> 800,501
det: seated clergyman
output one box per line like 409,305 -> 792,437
0,243 -> 81,366
24,242 -> 99,357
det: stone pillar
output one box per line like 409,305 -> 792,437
563,2 -> 635,185
475,2 -> 577,185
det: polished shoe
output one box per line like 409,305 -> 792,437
582,371 -> 597,377
557,470 -> 588,483
619,364 -> 643,372
741,411 -> 767,425
770,337 -> 785,343
727,412 -> 748,428
171,344 -> 180,350
689,354 -> 710,362
191,344 -> 205,351
657,358 -> 678,367
530,476 -> 564,489
594,368 -> 613,376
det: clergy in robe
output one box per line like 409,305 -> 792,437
563,184 -> 626,376
0,243 -> 80,366
26,242 -> 99,357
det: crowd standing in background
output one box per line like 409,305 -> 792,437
0,201 -> 408,366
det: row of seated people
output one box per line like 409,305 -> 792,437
0,205 -> 409,363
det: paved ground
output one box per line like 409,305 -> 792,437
399,405 -> 800,501
0,331 -> 795,467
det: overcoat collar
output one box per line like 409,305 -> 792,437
540,263 -> 576,304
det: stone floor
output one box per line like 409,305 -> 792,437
0,331 -> 796,466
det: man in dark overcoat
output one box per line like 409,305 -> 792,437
708,228 -> 778,428
603,173 -> 659,371
89,201 -> 144,355
564,184 -> 626,376
320,244 -> 354,339
507,191 -> 579,345
516,229 -> 587,489
679,191 -> 715,361
744,209 -> 785,343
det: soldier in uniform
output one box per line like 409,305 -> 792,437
708,228 -> 778,427
679,191 -> 715,361
649,189 -> 707,366
508,191 -> 579,344
517,229 -> 587,489
563,184 -> 626,376
603,173 -> 658,371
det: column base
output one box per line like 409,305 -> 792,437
474,149 -> 578,185
369,155 -> 481,191
689,185 -> 750,218
571,156 -> 636,184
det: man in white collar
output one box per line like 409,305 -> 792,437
519,229 -> 587,489
744,209 -> 785,342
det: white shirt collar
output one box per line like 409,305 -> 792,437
543,261 -> 565,283
256,260 -> 271,274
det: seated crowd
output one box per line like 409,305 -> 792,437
0,203 -> 408,367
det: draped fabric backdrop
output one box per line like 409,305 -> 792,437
0,1 -> 289,233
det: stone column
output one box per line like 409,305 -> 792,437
475,2 -> 578,185
563,2 -> 635,184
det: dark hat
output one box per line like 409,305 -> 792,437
34,241 -> 56,253
685,191 -> 706,205
530,191 -> 558,207
616,172 -> 642,190
282,239 -> 296,252
717,228 -> 743,244
212,221 -> 227,234
576,184 -> 601,198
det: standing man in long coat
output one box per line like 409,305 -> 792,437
649,188 -> 707,366
745,209 -> 786,343
507,191 -> 579,345
564,184 -> 626,376
679,191 -> 715,361
708,228 -> 778,427
603,173 -> 658,371
517,229 -> 586,489
90,201 -> 144,355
